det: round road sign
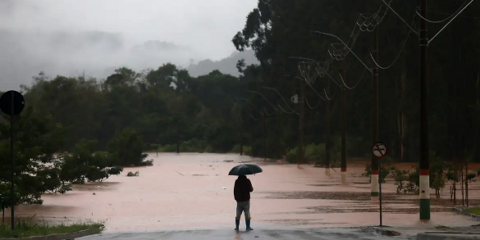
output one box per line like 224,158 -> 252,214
372,142 -> 387,158
0,91 -> 25,116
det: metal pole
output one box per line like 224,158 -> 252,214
379,161 -> 383,226
325,100 -> 331,175
10,93 -> 15,230
341,86 -> 347,184
298,80 -> 306,166
419,0 -> 430,220
371,26 -> 380,197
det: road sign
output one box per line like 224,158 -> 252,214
0,91 -> 25,116
372,142 -> 387,158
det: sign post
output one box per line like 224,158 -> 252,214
371,142 -> 387,227
0,90 -> 25,230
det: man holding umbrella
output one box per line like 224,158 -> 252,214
229,163 -> 262,231
234,175 -> 254,231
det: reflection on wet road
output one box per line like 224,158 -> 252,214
11,153 -> 480,232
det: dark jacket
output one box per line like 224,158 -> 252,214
234,175 -> 253,202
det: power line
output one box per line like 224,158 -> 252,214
415,0 -> 469,24
305,98 -> 322,110
427,10 -> 480,19
370,14 -> 417,70
338,67 -> 368,90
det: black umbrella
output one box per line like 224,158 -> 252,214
228,164 -> 263,176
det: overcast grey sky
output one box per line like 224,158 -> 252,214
0,0 -> 257,90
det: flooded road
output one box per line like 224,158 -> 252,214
11,153 -> 480,232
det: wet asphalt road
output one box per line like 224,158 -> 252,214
79,228 -> 408,240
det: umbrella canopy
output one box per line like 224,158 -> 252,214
228,164 -> 263,176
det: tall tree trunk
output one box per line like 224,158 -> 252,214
400,67 -> 407,161
461,165 -> 464,206
466,162 -> 469,207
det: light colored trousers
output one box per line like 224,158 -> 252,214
235,201 -> 251,219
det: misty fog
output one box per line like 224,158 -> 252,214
0,0 -> 258,90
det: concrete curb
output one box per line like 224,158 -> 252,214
453,207 -> 480,221
0,229 -> 97,240
417,232 -> 480,240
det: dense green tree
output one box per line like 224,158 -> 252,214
0,107 -> 67,205
107,128 -> 152,166
59,139 -> 123,184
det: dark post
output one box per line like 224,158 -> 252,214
341,87 -> 347,184
466,162 -> 469,207
240,121 -> 244,156
176,119 -> 180,154
325,100 -> 331,175
263,113 -> 266,161
419,0 -> 430,220
297,79 -> 306,166
371,26 -> 379,197
379,160 -> 383,226
250,121 -> 254,157
276,112 -> 281,160
10,93 -> 14,230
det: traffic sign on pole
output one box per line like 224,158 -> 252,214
372,141 -> 387,226
0,90 -> 25,230
372,142 -> 387,158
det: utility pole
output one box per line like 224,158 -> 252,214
371,26 -> 379,197
341,65 -> 348,184
298,79 -> 306,166
325,100 -> 331,175
341,86 -> 347,184
419,0 -> 430,220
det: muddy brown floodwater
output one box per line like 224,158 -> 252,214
8,153 -> 480,232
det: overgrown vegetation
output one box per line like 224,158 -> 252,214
0,219 -> 104,238
362,152 -> 480,201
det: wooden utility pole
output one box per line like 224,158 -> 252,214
371,25 -> 379,197
419,0 -> 430,220
325,100 -> 331,175
341,86 -> 347,184
341,65 -> 348,184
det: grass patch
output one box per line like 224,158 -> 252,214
435,225 -> 450,230
0,218 -> 104,238
465,207 -> 480,215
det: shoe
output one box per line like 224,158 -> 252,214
235,218 -> 240,231
246,219 -> 253,231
